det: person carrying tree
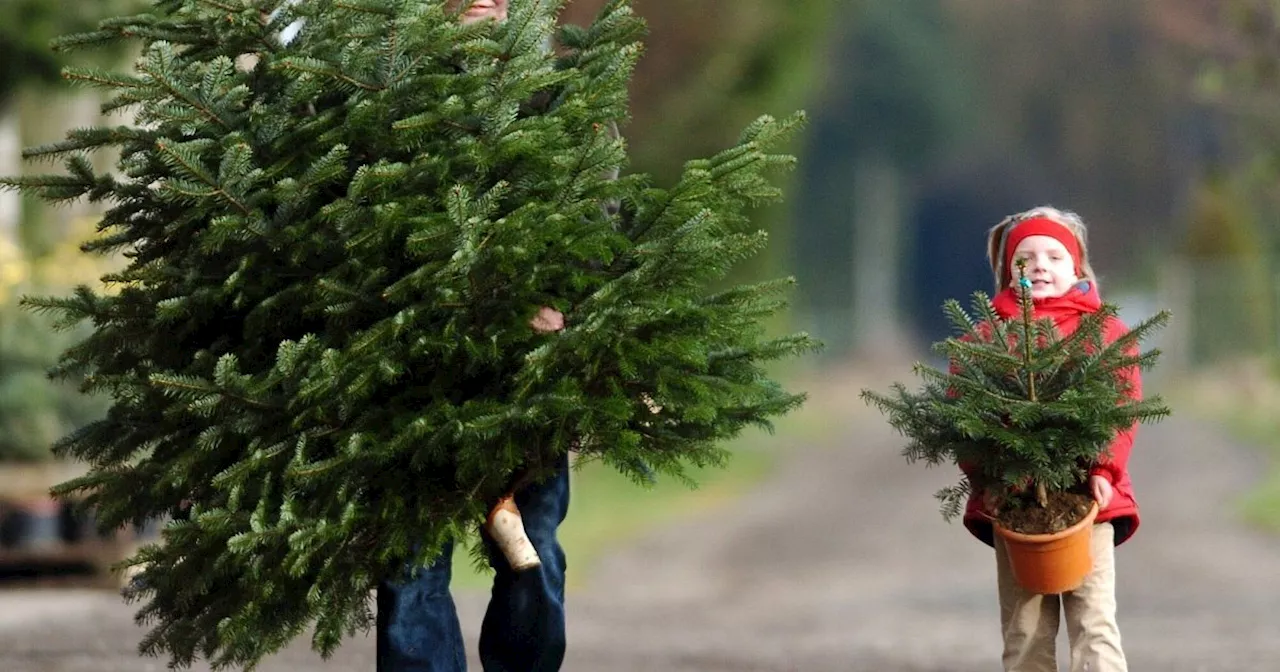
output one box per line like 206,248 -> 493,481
375,2 -> 612,670
5,1 -> 813,670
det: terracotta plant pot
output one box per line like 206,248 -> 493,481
994,501 -> 1099,594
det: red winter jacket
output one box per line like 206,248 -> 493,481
959,281 -> 1141,547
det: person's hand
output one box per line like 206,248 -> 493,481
636,393 -> 662,429
1090,474 -> 1113,509
529,306 -> 565,334
982,489 -> 1002,516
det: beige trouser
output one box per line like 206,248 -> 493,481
995,522 -> 1127,672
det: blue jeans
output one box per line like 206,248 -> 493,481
376,455 -> 570,672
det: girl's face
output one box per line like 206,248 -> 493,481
450,0 -> 508,24
1010,235 -> 1079,299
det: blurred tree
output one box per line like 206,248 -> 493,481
0,1 -> 139,461
941,0 -> 1203,277
791,0 -> 977,356
0,218 -> 119,462
0,0 -> 142,243
1201,1 -> 1280,245
562,0 -> 838,179
560,0 -> 840,291
0,0 -> 100,99
1181,172 -> 1273,362
1189,0 -> 1280,362
0,0 -> 142,92
0,305 -> 107,461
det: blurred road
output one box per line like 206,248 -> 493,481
1,382 -> 1277,671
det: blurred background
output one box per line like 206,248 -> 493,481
2,1 -> 1280,670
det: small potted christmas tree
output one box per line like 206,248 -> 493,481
862,261 -> 1171,593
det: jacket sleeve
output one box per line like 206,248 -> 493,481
1091,317 -> 1141,486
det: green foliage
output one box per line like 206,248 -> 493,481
0,0 -> 141,99
611,0 -> 841,180
560,0 -> 842,287
820,0 -> 975,167
0,302 -> 107,461
0,227 -> 118,463
3,0 -> 817,667
1192,0 -> 1280,258
862,271 -> 1171,521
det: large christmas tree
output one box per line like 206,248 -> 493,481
5,0 -> 816,667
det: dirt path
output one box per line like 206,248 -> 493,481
561,407 -> 1280,672
1,380 -> 1278,671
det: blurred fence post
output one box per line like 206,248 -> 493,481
1159,255 -> 1278,372
1274,269 -> 1280,358
0,101 -> 19,245
1157,256 -> 1191,377
850,155 -> 912,361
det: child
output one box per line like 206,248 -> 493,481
964,206 -> 1140,672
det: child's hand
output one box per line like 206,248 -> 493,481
529,306 -> 565,333
982,489 -> 1001,515
1090,474 -> 1113,508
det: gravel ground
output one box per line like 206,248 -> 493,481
1,392 -> 1277,671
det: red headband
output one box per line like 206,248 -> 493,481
1003,217 -> 1081,282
